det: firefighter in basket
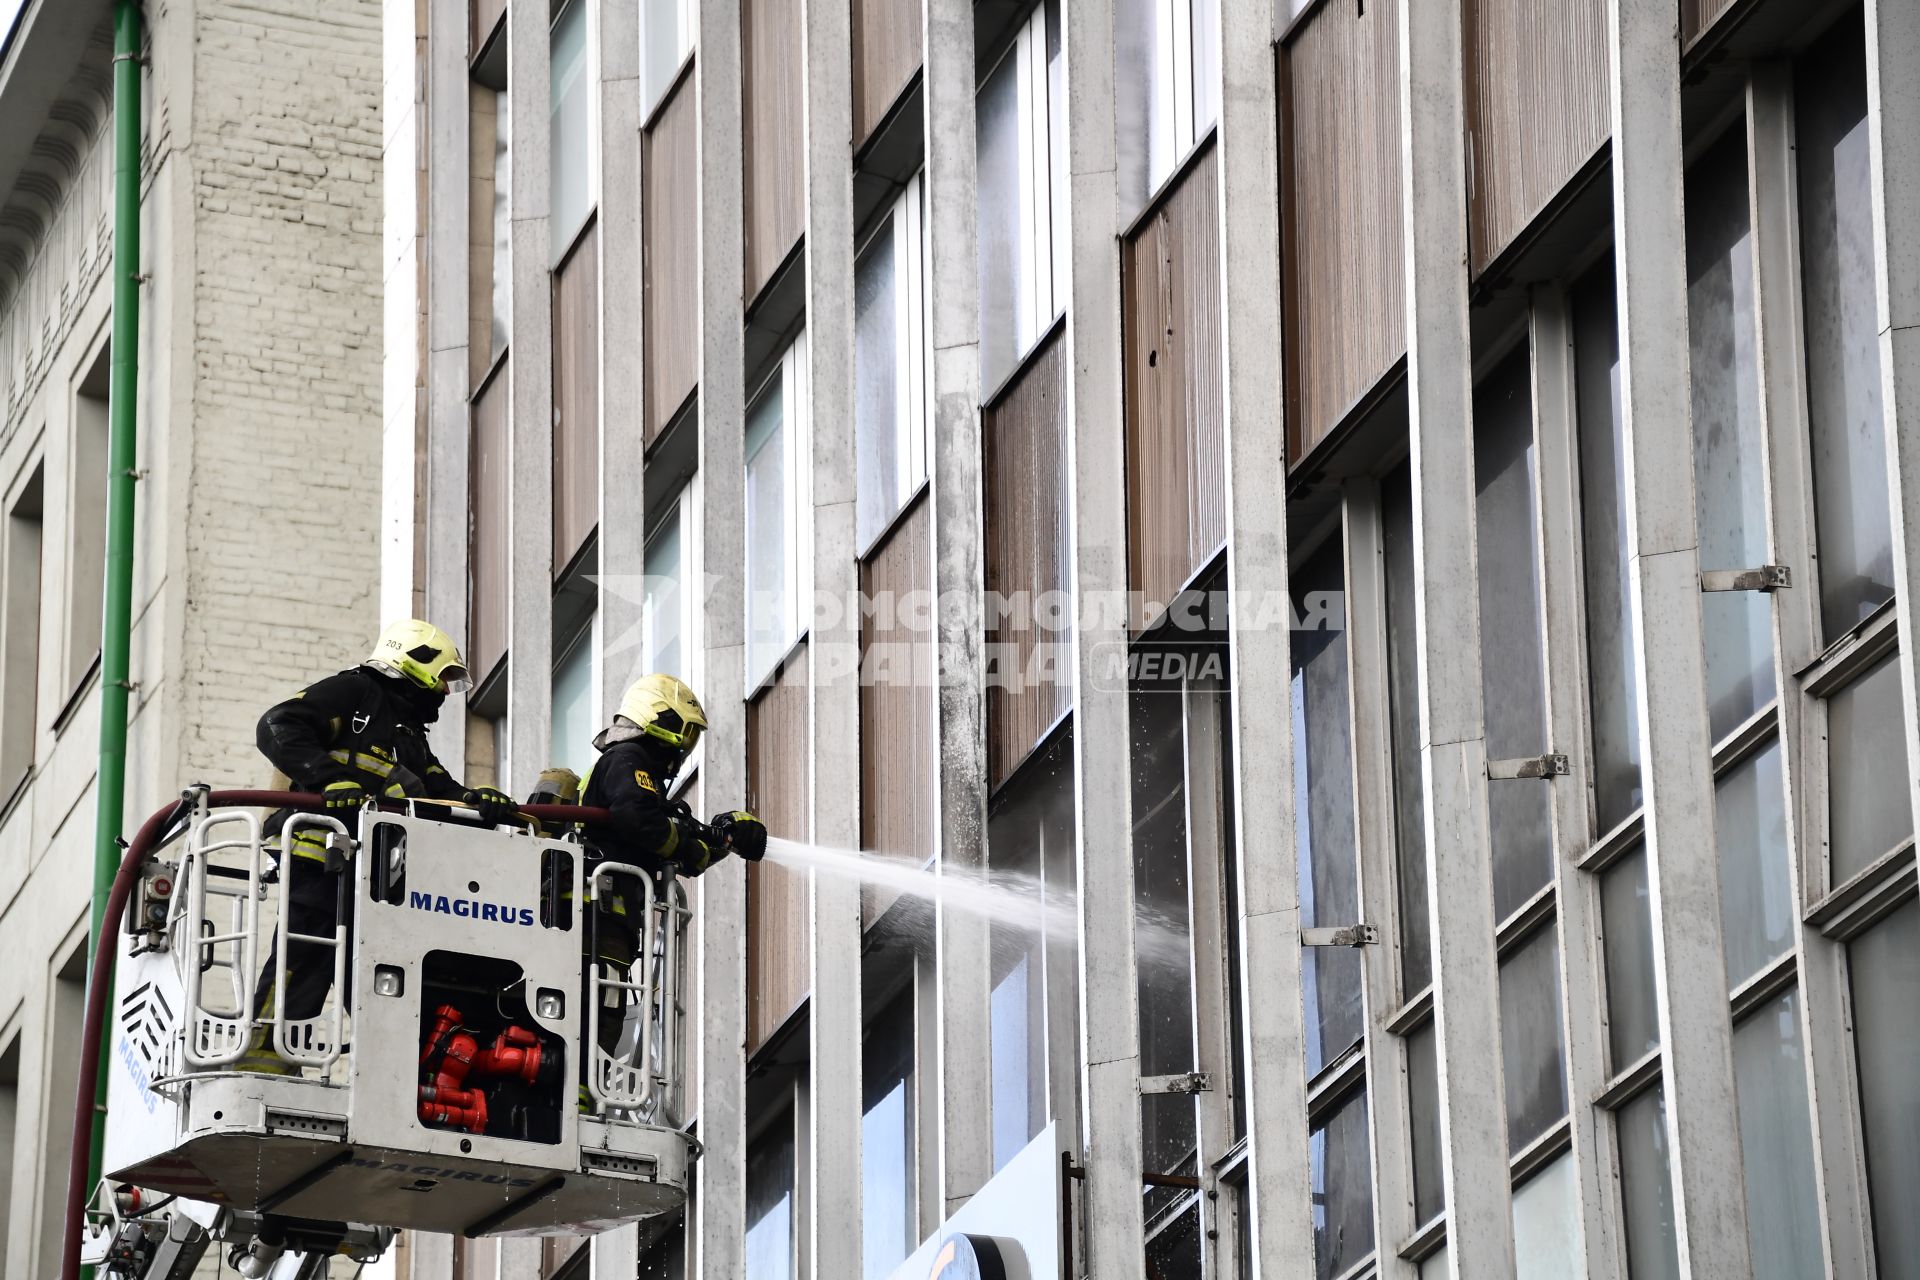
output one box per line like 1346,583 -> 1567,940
240,620 -> 517,1074
575,674 -> 767,1095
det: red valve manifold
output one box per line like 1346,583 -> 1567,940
417,1003 -> 548,1134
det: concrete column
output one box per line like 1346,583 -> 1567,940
507,0 -> 555,794
922,0 -> 994,1215
1864,0 -> 1920,840
1059,0 -> 1145,1269
424,0 -> 471,769
800,0 -> 864,1275
1605,0 -> 1752,1272
589,1 -> 646,1267
1528,287 -> 1620,1280
382,0 -> 427,627
1209,0 -> 1317,1271
596,0 -> 645,718
693,0 -> 751,1272
1342,480 -> 1419,1280
1395,0 -> 1515,1275
1747,64 -> 1871,1279
406,1232 -> 456,1280
498,1238 -> 542,1278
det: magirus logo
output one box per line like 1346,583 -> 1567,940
407,890 -> 536,927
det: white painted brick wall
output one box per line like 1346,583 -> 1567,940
178,0 -> 387,785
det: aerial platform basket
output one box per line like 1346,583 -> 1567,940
101,793 -> 695,1238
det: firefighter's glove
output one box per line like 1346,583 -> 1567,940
323,780 -> 370,813
711,811 -> 769,862
464,786 -> 519,825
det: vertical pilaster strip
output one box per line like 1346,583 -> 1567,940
589,1 -> 646,1267
1864,0 -> 1920,833
1605,0 -> 1753,1271
425,0 -> 471,769
694,0 -> 751,1272
507,0 -> 555,793
922,0 -> 993,1214
498,1238 -> 542,1278
383,0 -> 427,624
596,0 -> 645,721
1060,0 -> 1145,1268
1395,0 -> 1515,1274
1528,286 -> 1620,1280
801,0 -> 863,1273
1342,479 -> 1418,1280
1211,0 -> 1316,1269
407,1233 -> 456,1280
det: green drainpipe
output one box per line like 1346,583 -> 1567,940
86,0 -> 144,1228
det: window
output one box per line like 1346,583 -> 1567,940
1826,653 -> 1911,884
2,464 -> 44,798
1617,1084 -> 1679,1280
1120,0 -> 1220,205
744,1107 -> 796,1280
470,30 -> 511,387
976,0 -> 1066,392
1475,348 -> 1554,918
643,495 -> 690,683
1406,1021 -> 1442,1227
1511,1154 -> 1578,1277
1309,1089 -> 1372,1280
550,614 -> 597,780
0,1036 -> 17,1260
855,176 -> 930,552
1795,17 -> 1893,643
68,347 -> 108,695
745,335 -> 810,686
1600,844 -> 1659,1070
550,0 -> 594,254
1498,923 -> 1567,1155
1133,686 -> 1198,1190
1848,899 -> 1920,1278
1382,465 -> 1430,996
1731,987 -> 1821,1279
1714,740 -> 1792,988
1573,264 -> 1642,830
1686,126 -> 1773,743
862,994 -> 915,1280
641,0 -> 695,117
987,733 -> 1075,1172
37,948 -> 84,1280
1292,539 -> 1361,1076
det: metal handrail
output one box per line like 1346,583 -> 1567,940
178,810 -> 265,1068
585,863 -> 690,1121
271,811 -> 352,1070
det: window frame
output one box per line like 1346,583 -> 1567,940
639,0 -> 697,121
854,173 -> 931,559
744,333 -> 813,690
549,0 -> 597,260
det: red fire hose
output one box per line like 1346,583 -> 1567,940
60,790 -> 610,1280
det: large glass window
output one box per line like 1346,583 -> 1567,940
1686,126 -> 1774,743
1292,540 -> 1361,1076
1826,653 -> 1913,884
744,1108 -> 796,1280
1600,845 -> 1659,1070
67,348 -> 108,694
1118,0 -> 1221,207
1406,1021 -> 1442,1228
1617,1084 -> 1680,1280
1511,1154 -> 1578,1279
1475,349 -> 1554,918
745,336 -> 810,685
643,496 -> 688,683
863,994 -> 916,1280
1715,740 -> 1792,988
550,0 -> 593,252
1382,464 -> 1430,995
1310,1090 -> 1373,1280
1498,923 -> 1567,1155
550,614 -> 597,780
1795,16 -> 1894,642
640,0 -> 696,116
1573,264 -> 1643,830
1133,687 -> 1198,1186
1732,987 -> 1821,1280
855,176 -> 929,551
976,0 -> 1066,392
1849,899 -> 1920,1278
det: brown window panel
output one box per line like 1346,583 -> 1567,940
852,0 -> 924,150
860,494 -> 937,926
644,73 -> 700,446
1464,0 -> 1609,274
1280,0 -> 1407,464
1123,145 -> 1227,625
469,0 -> 505,59
746,645 -> 811,1054
552,221 -> 600,577
983,329 -> 1072,789
742,0 -> 806,304
468,361 -> 510,684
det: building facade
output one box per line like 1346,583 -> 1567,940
383,0 -> 1920,1278
0,1 -> 385,1273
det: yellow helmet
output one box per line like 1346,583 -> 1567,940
366,620 -> 472,694
618,673 -> 708,753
